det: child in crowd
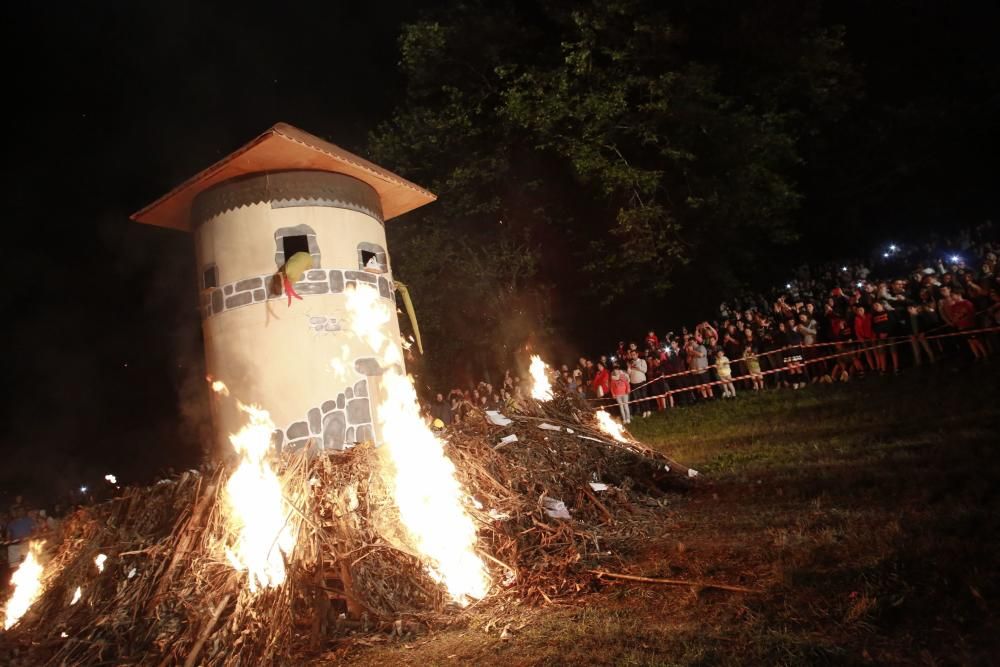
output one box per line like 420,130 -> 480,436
906,304 -> 936,365
853,305 -> 876,374
871,301 -> 899,374
743,345 -> 764,390
715,350 -> 736,398
609,364 -> 632,424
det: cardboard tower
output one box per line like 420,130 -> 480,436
132,123 -> 435,454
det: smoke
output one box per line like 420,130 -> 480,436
102,213 -> 214,468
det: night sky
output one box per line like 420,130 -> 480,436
0,1 -> 425,503
1,1 -> 997,503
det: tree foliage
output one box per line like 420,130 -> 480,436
370,0 -> 860,379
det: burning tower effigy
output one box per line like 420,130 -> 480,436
0,124 -> 693,667
132,123 -> 435,455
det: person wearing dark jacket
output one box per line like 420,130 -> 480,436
430,393 -> 452,425
906,303 -> 936,365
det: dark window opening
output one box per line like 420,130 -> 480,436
360,250 -> 378,269
282,235 -> 310,263
203,265 -> 218,289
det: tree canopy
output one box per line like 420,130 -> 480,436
370,0 -> 996,383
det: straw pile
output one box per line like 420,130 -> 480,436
0,392 -> 691,665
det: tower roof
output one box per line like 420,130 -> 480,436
131,123 -> 436,231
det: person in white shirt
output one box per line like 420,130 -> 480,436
627,350 -> 651,418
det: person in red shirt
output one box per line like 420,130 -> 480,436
644,330 -> 660,353
870,301 -> 899,374
609,365 -> 632,424
853,305 -> 876,372
949,292 -> 988,360
591,362 -> 611,399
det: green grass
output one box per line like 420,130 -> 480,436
335,365 -> 1000,666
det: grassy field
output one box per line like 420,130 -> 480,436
338,364 -> 1000,666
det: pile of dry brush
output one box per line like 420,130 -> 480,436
0,392 -> 692,666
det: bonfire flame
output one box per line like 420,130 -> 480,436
94,554 -> 107,573
224,403 -> 297,593
70,586 -> 82,606
378,369 -> 490,601
344,285 -> 489,602
3,541 -> 45,630
595,409 -> 629,443
529,355 -> 554,401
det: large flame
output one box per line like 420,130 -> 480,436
595,409 -> 629,443
224,403 -> 296,592
529,355 -> 554,401
3,541 -> 45,630
343,285 -> 489,602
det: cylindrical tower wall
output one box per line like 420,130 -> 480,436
192,171 -> 403,454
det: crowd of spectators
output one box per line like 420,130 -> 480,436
425,223 -> 1000,426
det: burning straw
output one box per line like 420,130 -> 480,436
0,375 -> 693,665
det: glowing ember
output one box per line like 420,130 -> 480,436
94,554 -> 107,573
210,379 -> 229,396
104,474 -> 117,484
529,355 -> 553,401
70,586 -> 82,605
223,403 -> 296,593
3,541 -> 45,630
595,409 -> 629,443
343,285 -> 489,602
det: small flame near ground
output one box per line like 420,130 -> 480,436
595,409 -> 629,443
344,285 -> 489,602
70,586 -> 82,605
529,355 -> 554,401
3,541 -> 45,630
224,403 -> 297,593
94,554 -> 107,573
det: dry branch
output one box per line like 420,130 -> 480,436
589,569 -> 760,593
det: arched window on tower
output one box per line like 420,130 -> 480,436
357,242 -> 387,274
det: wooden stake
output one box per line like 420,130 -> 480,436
183,594 -> 230,667
589,569 -> 760,594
